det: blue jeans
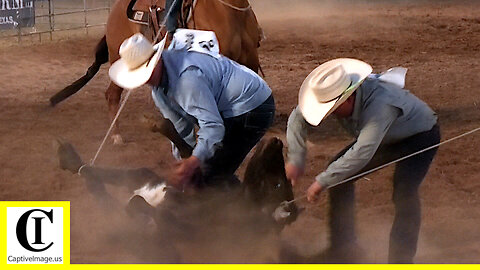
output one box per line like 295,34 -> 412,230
327,124 -> 440,263
200,95 -> 275,189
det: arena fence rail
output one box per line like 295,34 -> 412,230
0,0 -> 113,43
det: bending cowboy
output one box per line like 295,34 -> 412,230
109,33 -> 275,190
286,58 -> 440,263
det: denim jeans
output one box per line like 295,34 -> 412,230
327,124 -> 440,263
200,95 -> 276,189
165,0 -> 183,34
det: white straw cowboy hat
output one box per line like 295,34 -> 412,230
299,58 -> 373,126
109,33 -> 167,89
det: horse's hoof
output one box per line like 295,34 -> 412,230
53,138 -> 84,173
111,134 -> 124,145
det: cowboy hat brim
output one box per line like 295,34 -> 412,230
109,37 -> 167,90
299,58 -> 373,126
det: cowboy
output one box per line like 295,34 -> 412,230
285,58 -> 440,263
109,33 -> 275,190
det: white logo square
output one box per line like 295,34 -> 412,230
6,207 -> 64,264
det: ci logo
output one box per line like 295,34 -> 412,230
15,209 -> 54,252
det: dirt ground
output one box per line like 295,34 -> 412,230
1,0 -> 480,264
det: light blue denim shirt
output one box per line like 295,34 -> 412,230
152,50 -> 271,162
286,77 -> 438,188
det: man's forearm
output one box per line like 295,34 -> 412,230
286,106 -> 309,167
315,104 -> 401,188
192,122 -> 225,163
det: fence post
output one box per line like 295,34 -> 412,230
48,0 -> 53,40
17,25 -> 21,43
84,0 -> 88,35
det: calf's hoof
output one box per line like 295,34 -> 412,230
53,138 -> 84,173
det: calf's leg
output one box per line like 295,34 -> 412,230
55,138 -> 164,195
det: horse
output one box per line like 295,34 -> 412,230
49,0 -> 264,145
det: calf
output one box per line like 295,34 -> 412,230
55,136 -> 298,227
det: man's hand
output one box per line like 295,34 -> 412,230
170,156 -> 201,189
285,162 -> 304,186
307,181 -> 324,203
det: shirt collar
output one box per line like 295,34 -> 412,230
350,85 -> 363,122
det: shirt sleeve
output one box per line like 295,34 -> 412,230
286,106 -> 310,168
171,67 -> 225,162
315,103 -> 401,188
151,86 -> 196,160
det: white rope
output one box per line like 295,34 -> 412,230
185,0 -> 198,24
83,0 -> 182,172
215,0 -> 251,11
89,89 -> 133,166
77,164 -> 88,176
285,125 -> 480,205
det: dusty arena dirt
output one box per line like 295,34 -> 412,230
1,0 -> 480,263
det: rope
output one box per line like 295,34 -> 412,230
78,164 -> 88,176
285,125 -> 480,205
155,0 -> 251,42
89,89 -> 133,166
185,0 -> 198,24
153,0 -> 181,43
215,0 -> 251,11
81,0 -> 180,173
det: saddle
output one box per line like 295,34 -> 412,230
127,0 -> 195,39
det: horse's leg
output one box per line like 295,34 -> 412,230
239,22 -> 261,73
141,113 -> 193,158
242,42 -> 260,73
105,82 -> 124,145
105,2 -> 138,145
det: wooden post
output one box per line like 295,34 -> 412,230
84,0 -> 88,35
17,25 -> 21,44
48,0 -> 53,40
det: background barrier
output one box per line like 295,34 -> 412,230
0,0 -> 113,43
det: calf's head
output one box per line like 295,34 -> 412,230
243,137 -> 299,225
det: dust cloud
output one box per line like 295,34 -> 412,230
70,187 -> 288,263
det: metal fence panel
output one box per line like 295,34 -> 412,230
0,0 -> 113,42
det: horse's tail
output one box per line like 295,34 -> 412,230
49,35 -> 109,106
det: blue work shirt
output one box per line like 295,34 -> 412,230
152,50 -> 271,162
286,77 -> 438,188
